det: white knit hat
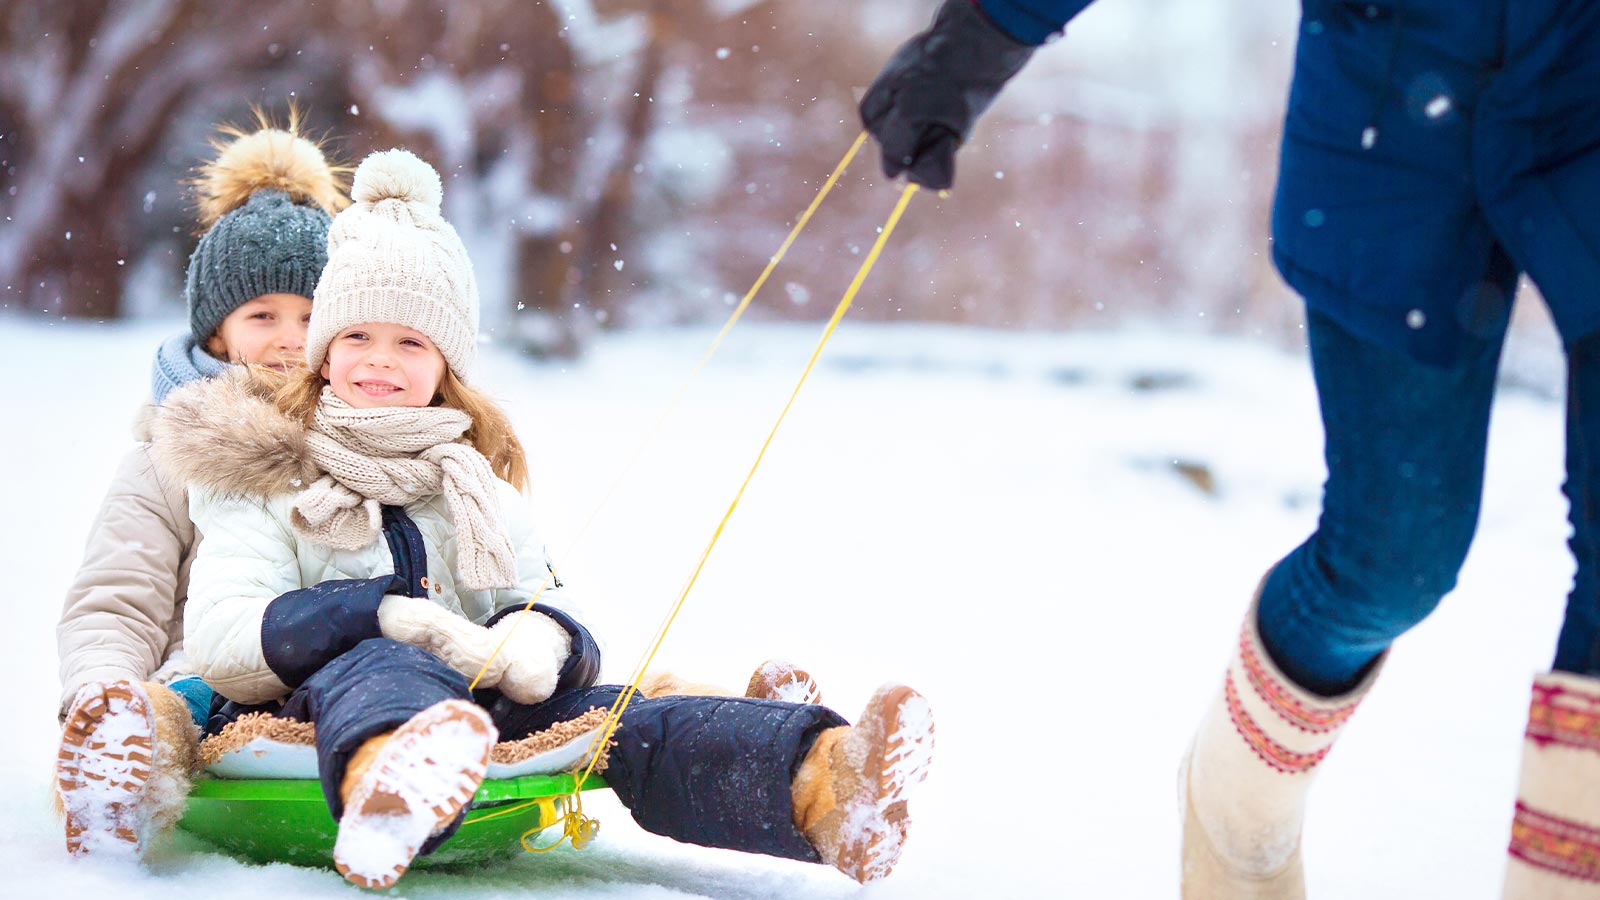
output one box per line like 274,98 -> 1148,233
306,149 -> 479,380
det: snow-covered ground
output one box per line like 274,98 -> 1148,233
0,315 -> 1574,898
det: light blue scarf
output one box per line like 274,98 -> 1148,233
150,332 -> 231,405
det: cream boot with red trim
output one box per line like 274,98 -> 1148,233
1180,603 -> 1382,900
1503,672 -> 1600,898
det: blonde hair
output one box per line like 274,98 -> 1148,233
257,365 -> 529,492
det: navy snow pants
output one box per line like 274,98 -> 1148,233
280,638 -> 847,862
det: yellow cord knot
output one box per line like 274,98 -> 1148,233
520,793 -> 601,854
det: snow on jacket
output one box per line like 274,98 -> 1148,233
151,371 -> 598,705
56,406 -> 198,715
976,0 -> 1600,365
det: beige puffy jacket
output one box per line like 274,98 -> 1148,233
55,411 -> 198,715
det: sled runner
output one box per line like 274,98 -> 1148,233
176,712 -> 610,867
179,772 -> 607,867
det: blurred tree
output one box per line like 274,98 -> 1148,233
0,0 -> 1309,354
0,0 -> 309,318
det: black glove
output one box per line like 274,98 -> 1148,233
859,0 -> 1036,190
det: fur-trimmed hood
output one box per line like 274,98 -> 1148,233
151,368 -> 320,499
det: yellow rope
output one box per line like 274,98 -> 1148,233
570,182 -> 920,797
477,141 -> 919,858
520,790 -> 599,852
468,797 -> 542,826
467,132 -> 869,694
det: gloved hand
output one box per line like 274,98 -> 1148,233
859,0 -> 1036,190
487,611 -> 572,705
377,595 -> 508,684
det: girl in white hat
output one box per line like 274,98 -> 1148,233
154,149 -> 936,889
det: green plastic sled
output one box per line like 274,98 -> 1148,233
177,773 -> 609,868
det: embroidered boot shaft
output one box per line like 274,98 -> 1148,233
1181,598 -> 1381,899
1504,672 -> 1600,898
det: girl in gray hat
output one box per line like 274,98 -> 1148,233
53,115 -> 347,860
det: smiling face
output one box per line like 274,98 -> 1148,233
204,293 -> 312,370
319,321 -> 448,408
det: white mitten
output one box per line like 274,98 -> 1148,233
377,596 -> 508,685
487,611 -> 572,705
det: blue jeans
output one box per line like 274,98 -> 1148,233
1257,310 -> 1600,695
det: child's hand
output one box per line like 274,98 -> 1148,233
487,612 -> 572,705
377,595 -> 508,683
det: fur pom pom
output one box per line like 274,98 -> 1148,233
194,109 -> 349,229
351,149 -> 443,213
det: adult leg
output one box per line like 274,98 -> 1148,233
1184,308 -> 1505,900
1258,310 -> 1505,694
1504,328 -> 1600,897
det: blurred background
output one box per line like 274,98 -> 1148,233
0,0 -> 1564,380
0,0 -> 1308,353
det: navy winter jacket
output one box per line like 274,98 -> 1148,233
980,0 -> 1600,364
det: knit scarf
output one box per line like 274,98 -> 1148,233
290,388 -> 518,590
151,333 -> 231,405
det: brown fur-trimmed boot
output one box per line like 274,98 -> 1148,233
636,671 -> 733,698
333,699 -> 496,890
792,683 -> 935,883
1180,602 -> 1381,899
1502,672 -> 1600,898
56,680 -> 199,858
747,660 -> 823,705
637,660 -> 823,705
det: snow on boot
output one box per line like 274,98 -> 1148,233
1180,604 -> 1381,900
1503,672 -> 1600,898
56,680 -> 198,858
747,659 -> 824,706
793,683 -> 934,883
334,699 -> 496,890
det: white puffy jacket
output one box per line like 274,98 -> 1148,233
152,369 -> 587,705
186,481 -> 580,704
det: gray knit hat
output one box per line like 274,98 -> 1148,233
185,124 -> 348,344
306,149 -> 480,380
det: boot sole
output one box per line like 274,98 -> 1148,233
57,681 -> 155,857
747,660 -> 824,705
838,684 -> 935,883
334,700 -> 496,889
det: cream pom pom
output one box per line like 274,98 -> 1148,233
351,149 -> 443,213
